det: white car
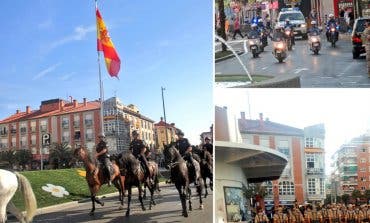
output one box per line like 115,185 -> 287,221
277,8 -> 308,39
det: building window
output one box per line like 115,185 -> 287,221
40,120 -> 47,132
305,137 -> 314,148
74,131 -> 81,140
278,140 -> 290,157
362,186 -> 366,190
361,158 -> 366,163
62,117 -> 69,129
308,179 -> 316,195
264,181 -> 273,195
361,177 -> 366,182
306,154 -> 315,168
360,167 -> 366,172
279,181 -> 295,195
86,129 -> 93,141
362,148 -> 367,153
85,114 -> 93,126
30,135 -> 36,145
62,132 -> 70,143
320,178 -> 324,195
260,138 -> 269,147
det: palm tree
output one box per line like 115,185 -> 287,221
217,0 -> 227,51
48,143 -> 73,169
15,149 -> 32,170
0,149 -> 17,169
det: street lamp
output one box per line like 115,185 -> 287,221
161,87 -> 168,145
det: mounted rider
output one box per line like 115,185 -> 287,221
129,130 -> 151,184
175,130 -> 199,185
202,137 -> 213,156
284,18 -> 295,45
95,133 -> 113,186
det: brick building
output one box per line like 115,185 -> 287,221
238,112 -> 305,207
154,117 -> 180,152
0,98 -> 101,164
331,132 -> 370,196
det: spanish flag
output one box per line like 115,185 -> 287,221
96,7 -> 121,78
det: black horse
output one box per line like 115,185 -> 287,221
192,147 -> 213,198
120,152 -> 157,217
163,144 -> 203,217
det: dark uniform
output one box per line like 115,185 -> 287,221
202,142 -> 213,155
96,139 -> 112,182
129,138 -> 150,179
175,137 -> 198,184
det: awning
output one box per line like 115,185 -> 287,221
216,141 -> 288,183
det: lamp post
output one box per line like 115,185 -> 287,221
161,87 -> 168,145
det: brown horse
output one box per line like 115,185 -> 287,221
120,152 -> 158,217
74,146 -> 125,215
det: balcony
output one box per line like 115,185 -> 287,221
307,168 -> 325,175
342,181 -> 358,186
85,120 -> 93,126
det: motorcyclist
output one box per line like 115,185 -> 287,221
271,25 -> 285,42
247,23 -> 260,39
308,20 -> 321,36
326,14 -> 339,41
284,18 -> 295,45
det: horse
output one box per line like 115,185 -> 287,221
199,150 -> 213,198
74,146 -> 125,215
0,169 -> 37,223
143,160 -> 161,200
120,152 -> 159,217
163,144 -> 203,218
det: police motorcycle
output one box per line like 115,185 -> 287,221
247,24 -> 263,58
326,14 -> 339,47
257,19 -> 269,50
271,26 -> 287,63
284,27 -> 293,51
307,21 -> 322,55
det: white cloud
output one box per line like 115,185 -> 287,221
59,72 -> 75,81
33,63 -> 61,80
46,25 -> 95,52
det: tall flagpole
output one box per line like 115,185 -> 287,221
96,0 -> 104,135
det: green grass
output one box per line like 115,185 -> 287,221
215,50 -> 233,59
215,74 -> 271,83
12,168 -> 170,210
12,168 -> 117,210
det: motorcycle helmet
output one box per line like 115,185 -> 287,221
285,18 -> 290,23
311,21 -> 317,25
251,23 -> 257,29
329,14 -> 334,19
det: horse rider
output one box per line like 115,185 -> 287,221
175,130 -> 199,185
202,137 -> 213,156
293,206 -> 305,223
95,133 -> 113,185
129,130 -> 151,184
255,206 -> 269,223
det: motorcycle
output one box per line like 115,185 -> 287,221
260,28 -> 269,50
284,27 -> 293,51
309,34 -> 321,55
272,40 -> 287,63
327,24 -> 338,47
248,37 -> 262,58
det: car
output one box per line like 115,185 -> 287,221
277,8 -> 308,39
351,17 -> 370,59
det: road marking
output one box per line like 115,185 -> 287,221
262,67 -> 268,70
346,76 -> 362,78
320,76 -> 333,79
294,68 -> 309,74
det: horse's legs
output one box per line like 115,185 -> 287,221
187,186 -> 192,211
138,184 -> 146,211
143,184 -> 147,200
203,176 -> 208,198
177,184 -> 188,218
197,182 -> 204,210
90,195 -> 96,215
7,201 -> 24,222
125,187 -> 132,217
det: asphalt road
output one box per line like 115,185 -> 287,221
9,183 -> 212,223
215,35 -> 370,87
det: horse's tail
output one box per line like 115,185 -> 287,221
14,172 -> 37,223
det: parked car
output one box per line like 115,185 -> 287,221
351,17 -> 370,59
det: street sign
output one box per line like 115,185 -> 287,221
42,133 -> 51,146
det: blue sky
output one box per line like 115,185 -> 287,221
0,0 -> 213,145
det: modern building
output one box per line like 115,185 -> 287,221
215,106 -> 288,223
200,124 -> 213,145
238,112 -> 305,207
0,98 -> 101,164
103,97 -> 155,153
331,131 -> 370,196
304,124 -> 326,203
153,117 -> 180,152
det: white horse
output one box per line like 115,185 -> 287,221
0,169 -> 37,223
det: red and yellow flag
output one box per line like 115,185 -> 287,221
96,8 -> 121,78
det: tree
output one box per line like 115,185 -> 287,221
364,189 -> 370,200
48,143 -> 73,169
15,149 -> 32,169
217,0 -> 227,51
0,149 -> 17,169
352,189 -> 362,199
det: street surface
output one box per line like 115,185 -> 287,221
215,35 -> 370,87
9,184 -> 212,223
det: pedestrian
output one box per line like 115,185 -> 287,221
95,133 -> 113,185
363,21 -> 370,77
232,17 -> 244,39
225,18 -> 230,36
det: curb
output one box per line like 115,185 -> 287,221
237,73 -> 301,88
215,51 -> 244,63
